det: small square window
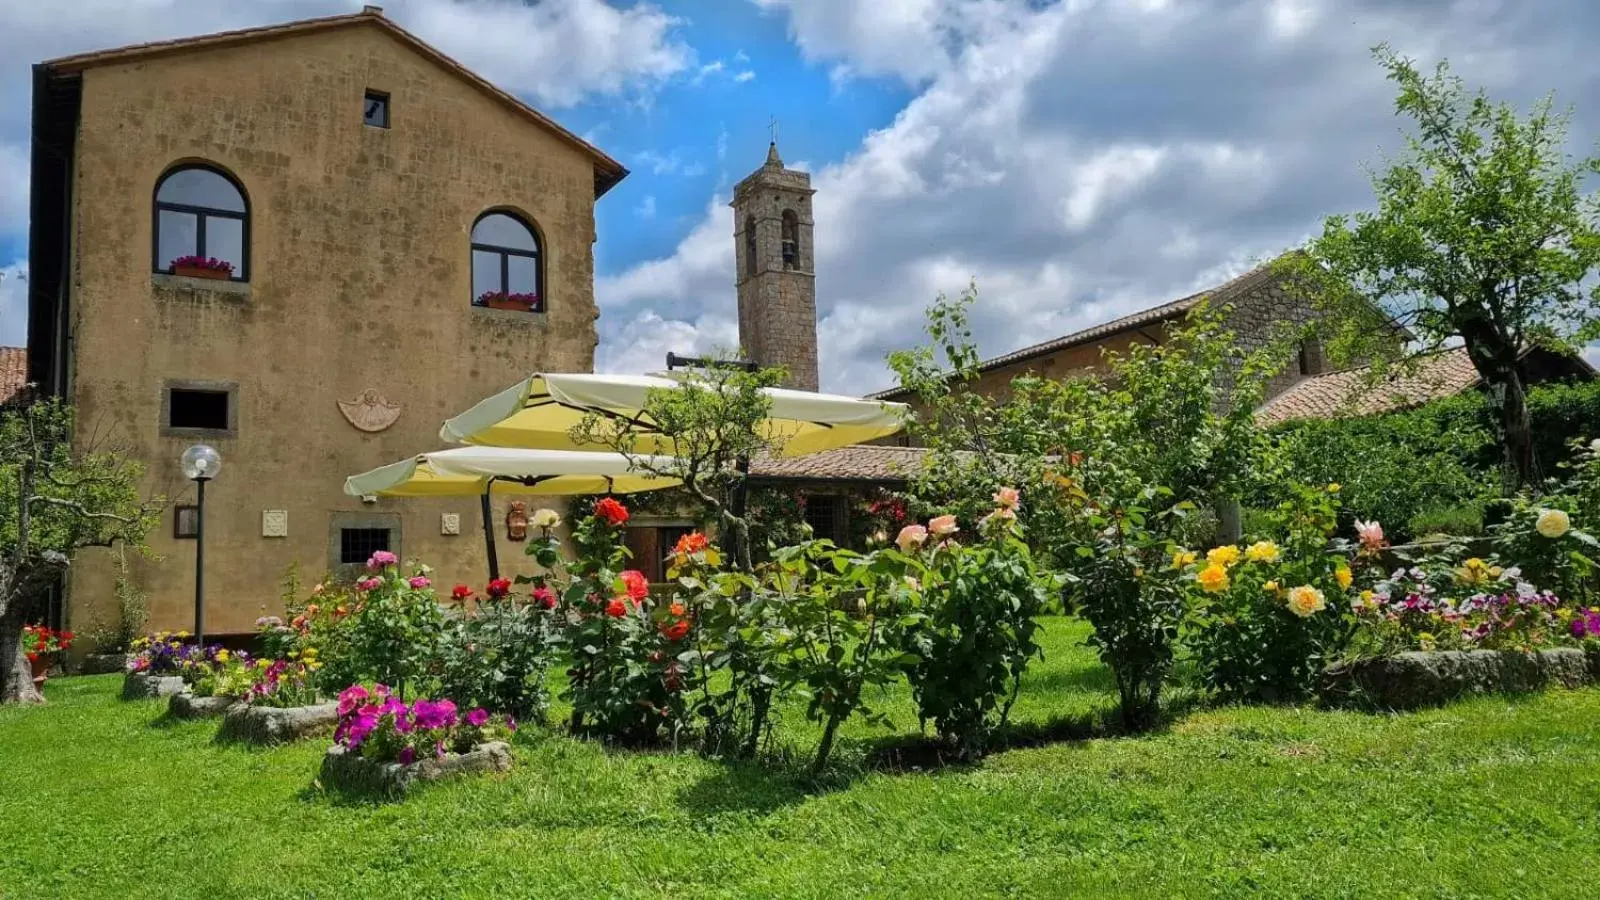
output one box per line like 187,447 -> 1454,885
174,505 -> 199,539
168,388 -> 230,431
364,91 -> 390,128
340,527 -> 392,565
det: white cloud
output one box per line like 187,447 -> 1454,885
596,0 -> 1600,394
734,70 -> 756,83
1,261 -> 27,346
633,149 -> 706,178
634,194 -> 657,220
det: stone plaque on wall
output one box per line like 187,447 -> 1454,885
262,509 -> 289,538
441,513 -> 460,536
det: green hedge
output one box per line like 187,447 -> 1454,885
1259,378 -> 1600,541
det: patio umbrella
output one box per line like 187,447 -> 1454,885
437,372 -> 907,456
345,446 -> 681,579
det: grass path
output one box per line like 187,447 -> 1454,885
3,618 -> 1598,898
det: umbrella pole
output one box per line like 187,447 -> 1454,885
481,484 -> 500,581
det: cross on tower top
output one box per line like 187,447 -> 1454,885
768,116 -> 779,145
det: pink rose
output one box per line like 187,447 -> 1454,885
408,576 -> 431,589
992,486 -> 1020,509
928,515 -> 959,536
1355,519 -> 1385,550
356,577 -> 382,591
895,524 -> 928,553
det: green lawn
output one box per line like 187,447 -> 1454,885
4,617 -> 1599,899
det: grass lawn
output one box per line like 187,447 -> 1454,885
4,616 -> 1600,899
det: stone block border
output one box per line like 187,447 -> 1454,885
80,653 -> 132,675
169,693 -> 239,720
1322,648 -> 1600,711
319,742 -> 513,798
217,702 -> 339,746
122,673 -> 187,701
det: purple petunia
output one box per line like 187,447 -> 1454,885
466,708 -> 489,728
397,746 -> 416,766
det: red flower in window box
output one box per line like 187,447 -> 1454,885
170,256 -> 234,280
475,290 -> 541,312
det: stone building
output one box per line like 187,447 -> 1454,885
25,7 -> 626,637
731,142 -> 819,391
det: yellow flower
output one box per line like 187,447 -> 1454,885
1245,541 -> 1280,564
301,647 -> 318,658
257,659 -> 271,670
1197,565 -> 1230,593
1286,585 -> 1327,618
1262,580 -> 1280,594
1536,508 -> 1571,539
1207,545 -> 1242,568
215,649 -> 230,662
1456,558 -> 1492,585
1172,550 -> 1197,569
176,631 -> 191,639
1335,567 -> 1353,590
1327,483 -> 1341,493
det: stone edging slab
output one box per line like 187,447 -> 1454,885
169,693 -> 240,720
319,741 -> 513,798
1323,647 -> 1600,711
122,673 -> 187,701
217,702 -> 338,746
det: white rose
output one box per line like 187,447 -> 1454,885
532,508 -> 562,529
1535,508 -> 1571,539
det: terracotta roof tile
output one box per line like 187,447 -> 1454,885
41,8 -> 627,197
0,347 -> 29,406
1254,347 -> 1483,426
749,445 -> 925,482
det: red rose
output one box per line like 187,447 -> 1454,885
619,570 -> 649,603
451,584 -> 473,602
659,618 -> 690,641
594,497 -> 630,526
604,598 -> 627,618
486,578 -> 511,599
531,585 -> 556,609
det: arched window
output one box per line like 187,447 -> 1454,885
781,209 -> 799,268
743,215 -> 757,276
471,211 -> 542,312
154,165 -> 249,280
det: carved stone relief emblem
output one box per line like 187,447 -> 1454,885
338,389 -> 401,432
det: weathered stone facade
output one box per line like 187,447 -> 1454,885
34,12 -> 622,637
731,144 -> 819,391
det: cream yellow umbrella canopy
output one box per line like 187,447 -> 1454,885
344,446 -> 681,579
438,372 -> 907,456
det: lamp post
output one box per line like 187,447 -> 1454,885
180,444 -> 221,648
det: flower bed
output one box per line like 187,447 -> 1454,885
1322,648 -> 1600,710
318,741 -> 512,798
169,692 -> 239,720
217,702 -> 339,746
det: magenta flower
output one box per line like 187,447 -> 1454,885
397,746 -> 416,765
435,740 -> 447,759
412,699 -> 458,730
505,716 -> 517,732
408,575 -> 431,590
466,708 -> 489,727
337,684 -> 369,716
366,550 -> 399,571
356,577 -> 382,592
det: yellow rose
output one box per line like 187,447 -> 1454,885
1335,567 -> 1353,590
1197,565 -> 1230,593
1172,550 -> 1197,569
1207,545 -> 1242,568
532,508 -> 562,530
1245,541 -> 1280,564
1536,508 -> 1571,539
1286,585 -> 1327,618
1262,580 -> 1280,593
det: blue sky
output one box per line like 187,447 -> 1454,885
2,0 -> 1599,393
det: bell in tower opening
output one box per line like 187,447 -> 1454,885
730,140 -> 819,391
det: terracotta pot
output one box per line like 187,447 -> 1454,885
482,296 -> 533,312
29,653 -> 53,686
173,264 -> 230,280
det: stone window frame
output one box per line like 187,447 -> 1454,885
328,511 -> 402,577
160,379 -> 239,439
173,504 -> 199,540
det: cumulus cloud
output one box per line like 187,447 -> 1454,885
1,261 -> 26,346
597,0 -> 1600,394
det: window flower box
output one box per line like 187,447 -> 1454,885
319,741 -> 513,798
217,701 -> 339,746
170,256 -> 234,280
475,290 -> 541,312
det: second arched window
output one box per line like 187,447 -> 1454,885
154,165 -> 249,281
471,212 -> 542,313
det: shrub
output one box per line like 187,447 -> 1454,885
435,579 -> 563,725
1183,484 -> 1355,702
333,553 -> 449,699
896,497 -> 1052,759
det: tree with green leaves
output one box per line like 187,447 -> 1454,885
2,398 -> 157,704
1285,46 -> 1600,491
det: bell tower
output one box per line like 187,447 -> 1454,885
731,141 -> 818,390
